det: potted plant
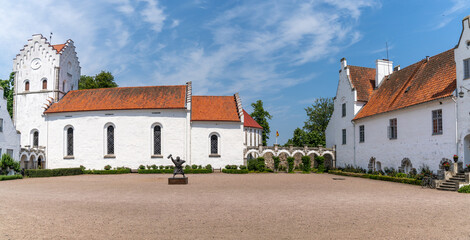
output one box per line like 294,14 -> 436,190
453,155 -> 459,163
442,162 -> 450,171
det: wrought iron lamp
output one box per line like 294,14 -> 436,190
459,86 -> 470,98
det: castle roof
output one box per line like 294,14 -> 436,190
348,66 -> 376,102
353,48 -> 456,121
52,44 -> 66,54
191,96 -> 241,122
45,85 -> 187,113
243,110 -> 263,129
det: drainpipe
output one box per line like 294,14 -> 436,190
351,120 -> 356,167
452,96 -> 459,159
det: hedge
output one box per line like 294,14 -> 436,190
222,169 -> 249,174
458,185 -> 470,193
84,169 -> 131,174
25,168 -> 83,178
138,169 -> 212,174
0,174 -> 23,181
328,170 -> 421,185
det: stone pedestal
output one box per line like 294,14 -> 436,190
168,177 -> 188,185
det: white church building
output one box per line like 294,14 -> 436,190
326,16 -> 470,173
13,34 -> 262,170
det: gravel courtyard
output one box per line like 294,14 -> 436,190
1,173 -> 470,239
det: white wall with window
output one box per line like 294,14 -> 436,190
354,99 -> 456,172
191,122 -> 244,168
0,88 -> 20,161
45,109 -> 187,169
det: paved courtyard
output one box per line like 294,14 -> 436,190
1,173 -> 470,239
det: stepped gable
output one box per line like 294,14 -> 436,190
243,109 -> 263,129
348,66 -> 376,102
44,85 -> 187,113
192,96 -> 240,122
354,48 -> 456,120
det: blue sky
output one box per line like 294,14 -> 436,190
0,0 -> 468,145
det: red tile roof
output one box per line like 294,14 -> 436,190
348,66 -> 376,102
353,48 -> 456,120
45,85 -> 187,113
243,110 -> 263,129
192,96 -> 240,122
52,44 -> 65,53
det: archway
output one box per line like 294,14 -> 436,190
278,152 -> 289,170
323,153 -> 334,170
308,153 -> 319,168
401,158 -> 412,174
20,155 -> 27,169
29,155 -> 36,169
38,156 -> 43,169
293,152 -> 304,169
465,135 -> 470,166
262,151 -> 274,169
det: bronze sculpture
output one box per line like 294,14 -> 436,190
168,154 -> 185,178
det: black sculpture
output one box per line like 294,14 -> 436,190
168,154 -> 185,178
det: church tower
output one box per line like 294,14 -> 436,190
13,34 -> 80,150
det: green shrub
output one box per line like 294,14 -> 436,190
222,169 -> 249,174
80,165 -> 86,171
86,169 -> 131,174
239,165 -> 247,170
139,165 -> 145,170
287,157 -> 295,173
248,159 -> 257,171
185,165 -> 191,170
205,164 -> 212,171
315,156 -> 325,173
301,156 -> 311,173
25,168 -> 83,178
0,174 -> 23,181
273,156 -> 280,171
396,173 -> 407,178
104,165 -> 111,170
165,166 -> 170,169
151,164 -> 158,170
0,154 -> 20,174
159,165 -> 165,170
278,165 -> 287,172
458,185 -> 470,193
328,170 -> 421,185
191,164 -> 198,169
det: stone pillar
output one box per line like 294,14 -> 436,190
288,144 -> 293,151
451,162 -> 459,175
274,144 -> 279,152
258,144 -> 263,153
303,144 -> 308,152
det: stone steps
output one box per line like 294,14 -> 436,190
437,173 -> 467,191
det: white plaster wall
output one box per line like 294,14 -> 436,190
325,66 -> 356,167
46,109 -> 187,169
58,41 -> 80,97
0,89 -> 20,161
455,17 -> 470,166
191,121 -> 244,168
354,99 -> 456,172
244,127 -> 262,147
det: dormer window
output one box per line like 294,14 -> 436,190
25,81 -> 30,91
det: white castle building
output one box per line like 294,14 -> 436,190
326,16 -> 470,173
13,34 -> 262,170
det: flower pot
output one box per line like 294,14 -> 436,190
453,158 -> 458,163
444,166 -> 450,171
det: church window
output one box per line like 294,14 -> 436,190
42,79 -> 47,90
342,103 -> 346,117
210,134 -> 219,155
0,118 -> 3,132
388,118 -> 397,139
359,125 -> 365,143
153,125 -> 161,155
33,131 -> 39,148
342,129 -> 346,145
432,109 -> 443,135
67,127 -> 73,156
107,125 -> 114,155
464,59 -> 470,79
25,81 -> 30,91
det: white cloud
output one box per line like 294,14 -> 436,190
170,19 -> 180,28
140,0 -> 166,33
434,0 -> 470,30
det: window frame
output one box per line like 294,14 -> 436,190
0,118 -> 3,132
104,123 -> 116,158
32,130 -> 39,148
464,58 -> 470,80
342,129 -> 346,145
209,133 -> 221,157
42,78 -> 48,90
359,125 -> 365,143
432,109 -> 443,135
151,123 -> 163,158
64,126 -> 74,159
25,81 -> 30,91
342,103 -> 346,117
388,118 -> 397,140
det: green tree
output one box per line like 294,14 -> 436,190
0,72 -> 15,118
79,71 -> 118,90
250,100 -> 272,146
286,97 -> 333,147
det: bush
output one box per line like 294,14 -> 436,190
301,156 -> 311,172
328,170 -> 421,185
222,169 -> 249,174
85,169 -> 131,174
458,185 -> 470,193
273,156 -> 280,171
278,165 -> 287,172
287,157 -> 295,173
104,165 -> 112,170
25,168 -> 83,178
198,165 -> 203,169
0,154 -> 20,174
80,165 -> 86,171
185,165 -> 191,170
395,173 -> 407,178
159,165 -> 165,170
205,164 -> 212,171
239,165 -> 247,170
225,165 -> 237,170
192,164 -> 198,170
151,164 -> 158,170
0,174 -> 23,181
165,166 -> 170,170
139,165 -> 145,170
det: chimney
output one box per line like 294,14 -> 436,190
375,59 -> 393,88
393,65 -> 400,71
340,57 -> 347,69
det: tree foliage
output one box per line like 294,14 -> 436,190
250,100 -> 272,146
0,72 -> 15,118
286,97 -> 333,147
79,71 -> 118,90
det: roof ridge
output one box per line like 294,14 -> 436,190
72,85 -> 186,93
348,65 -> 375,69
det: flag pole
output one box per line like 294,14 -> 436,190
276,130 -> 278,145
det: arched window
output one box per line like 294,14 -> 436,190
107,125 -> 114,155
153,125 -> 161,155
42,79 -> 47,90
25,81 -> 30,91
210,135 -> 218,154
67,127 -> 73,156
33,131 -> 39,148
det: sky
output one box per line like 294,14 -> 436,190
0,0 -> 469,145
